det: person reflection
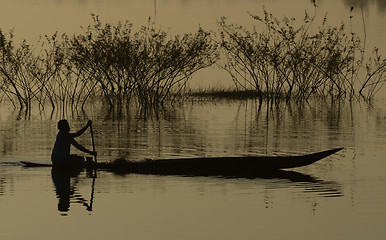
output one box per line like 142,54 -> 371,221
51,168 -> 95,214
51,168 -> 80,213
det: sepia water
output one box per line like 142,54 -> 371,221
1,0 -> 386,239
1,98 -> 386,239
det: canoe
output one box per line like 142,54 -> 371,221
21,147 -> 343,176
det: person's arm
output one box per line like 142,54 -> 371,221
71,138 -> 97,156
71,120 -> 92,138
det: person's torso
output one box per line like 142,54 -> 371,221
51,131 -> 72,161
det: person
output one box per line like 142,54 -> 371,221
51,119 -> 97,166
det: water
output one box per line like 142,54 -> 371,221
1,98 -> 386,239
0,0 -> 386,239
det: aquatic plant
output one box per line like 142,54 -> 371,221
217,6 -> 386,100
68,15 -> 218,108
0,30 -> 95,112
0,29 -> 27,108
1,7 -> 385,114
0,16 -> 217,111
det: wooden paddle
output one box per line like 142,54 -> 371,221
90,121 -> 97,163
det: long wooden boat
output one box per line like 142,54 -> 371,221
21,147 -> 343,176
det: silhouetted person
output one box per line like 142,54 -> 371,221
51,120 -> 96,166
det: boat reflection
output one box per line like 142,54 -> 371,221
50,168 -> 342,214
109,169 -> 343,198
51,168 -> 96,215
242,170 -> 343,198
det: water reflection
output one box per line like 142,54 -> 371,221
107,167 -> 343,200
0,177 -> 5,196
51,168 -> 95,215
0,97 -> 372,162
1,98 -> 384,217
48,166 -> 343,215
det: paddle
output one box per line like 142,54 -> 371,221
89,121 -> 97,211
90,121 -> 97,164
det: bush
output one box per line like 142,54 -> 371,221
218,6 -> 386,100
68,16 -> 218,108
0,16 -> 218,111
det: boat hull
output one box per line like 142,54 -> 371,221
21,147 -> 343,176
102,147 -> 343,175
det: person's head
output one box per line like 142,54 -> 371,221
57,119 -> 70,132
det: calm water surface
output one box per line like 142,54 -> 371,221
1,0 -> 386,239
1,98 -> 386,239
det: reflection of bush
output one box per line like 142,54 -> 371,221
218,6 -> 386,100
0,16 -> 218,111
